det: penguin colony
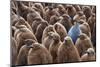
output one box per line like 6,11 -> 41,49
11,1 -> 96,66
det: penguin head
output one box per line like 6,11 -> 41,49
27,11 -> 41,21
24,39 -> 36,48
78,33 -> 87,40
46,25 -> 55,32
32,14 -> 43,21
86,48 -> 95,56
54,23 -> 62,31
73,5 -> 81,11
57,4 -> 64,10
62,14 -> 71,20
12,26 -> 17,31
48,32 -> 54,38
58,16 -> 63,20
52,15 -> 60,21
64,36 -> 73,45
66,5 -> 73,10
82,22 -> 89,27
77,19 -> 86,24
31,42 -> 42,50
16,25 -> 27,30
16,24 -> 26,28
77,11 -> 84,16
82,6 -> 91,13
48,32 -> 60,42
14,16 -> 25,27
33,3 -> 43,10
52,33 -> 60,42
73,11 -> 86,22
17,26 -> 29,33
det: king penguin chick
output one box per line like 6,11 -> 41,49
16,39 -> 36,65
54,22 -> 67,42
15,25 -> 37,54
75,33 -> 93,57
42,32 -> 54,50
27,42 -> 53,65
35,20 -> 48,43
79,22 -> 91,38
42,25 -> 56,43
49,32 -> 62,63
57,36 -> 81,63
81,48 -> 96,61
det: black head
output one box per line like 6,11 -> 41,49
78,33 -> 87,40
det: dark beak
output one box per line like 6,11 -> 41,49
27,45 -> 33,48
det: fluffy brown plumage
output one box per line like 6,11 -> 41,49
82,6 -> 92,21
54,22 -> 67,42
27,42 -> 53,65
75,33 -> 93,57
35,20 -> 48,43
49,32 -> 62,63
57,36 -> 81,63
79,22 -> 91,38
59,14 -> 72,31
42,32 -> 54,50
16,39 -> 36,65
42,25 -> 56,43
11,37 -> 17,65
81,48 -> 96,61
15,25 -> 37,54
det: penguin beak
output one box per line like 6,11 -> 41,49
78,34 -> 83,38
27,45 -> 33,48
78,34 -> 85,40
78,34 -> 81,38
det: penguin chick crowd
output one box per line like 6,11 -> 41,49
11,0 -> 96,66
